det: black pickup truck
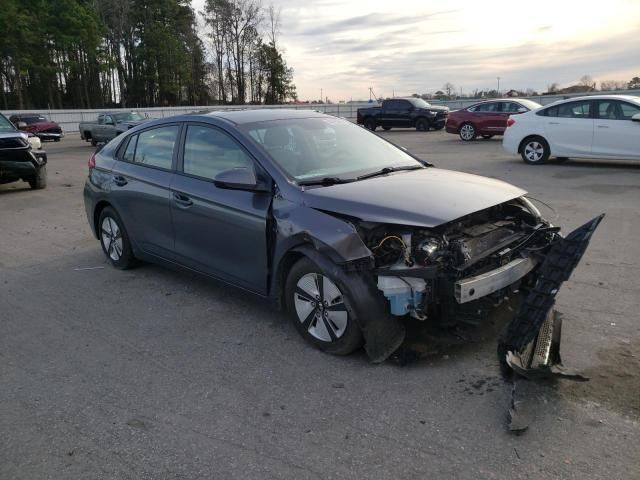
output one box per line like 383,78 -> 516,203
357,98 -> 449,131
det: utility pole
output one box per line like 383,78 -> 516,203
320,88 -> 323,103
497,77 -> 501,94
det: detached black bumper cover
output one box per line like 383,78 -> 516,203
498,214 -> 605,368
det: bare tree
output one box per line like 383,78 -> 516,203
600,80 -> 626,91
442,82 -> 455,98
579,75 -> 594,87
546,82 -> 559,93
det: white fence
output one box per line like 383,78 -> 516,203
4,89 -> 639,136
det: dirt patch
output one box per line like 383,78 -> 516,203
559,339 -> 640,418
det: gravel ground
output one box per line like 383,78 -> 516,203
1,130 -> 638,479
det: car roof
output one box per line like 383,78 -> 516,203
203,108 -> 327,125
550,94 -> 640,103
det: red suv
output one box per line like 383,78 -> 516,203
445,99 -> 541,141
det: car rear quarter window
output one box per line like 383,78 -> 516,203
182,125 -> 254,180
122,135 -> 137,163
132,125 -> 180,170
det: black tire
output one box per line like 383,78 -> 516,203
481,134 -> 494,140
54,138 -> 61,142
91,138 -> 97,147
520,136 -> 550,165
28,165 -> 47,189
98,207 -> 136,269
459,123 -> 476,141
382,126 -> 391,131
364,118 -> 377,131
285,257 -> 363,356
415,118 -> 429,131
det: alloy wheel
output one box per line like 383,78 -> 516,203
294,273 -> 348,342
524,141 -> 545,162
101,216 -> 123,261
460,124 -> 475,140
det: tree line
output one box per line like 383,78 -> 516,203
0,0 -> 297,110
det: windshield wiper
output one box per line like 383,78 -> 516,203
298,177 -> 355,187
356,165 -> 425,181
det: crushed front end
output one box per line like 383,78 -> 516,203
355,197 -> 603,369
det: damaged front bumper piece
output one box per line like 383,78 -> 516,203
498,214 -> 605,375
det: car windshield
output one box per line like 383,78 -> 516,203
113,112 -> 145,123
408,98 -> 431,108
0,114 -> 17,132
243,117 -> 423,182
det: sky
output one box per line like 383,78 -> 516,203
191,0 -> 640,101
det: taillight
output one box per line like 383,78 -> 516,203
88,152 -> 96,169
506,117 -> 515,127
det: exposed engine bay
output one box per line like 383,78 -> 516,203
357,197 -> 558,325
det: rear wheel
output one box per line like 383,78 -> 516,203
98,207 -> 136,269
54,138 -> 60,142
521,136 -> 550,164
285,257 -> 363,355
28,165 -> 47,189
481,134 -> 494,140
415,118 -> 429,131
364,118 -> 377,131
382,126 -> 391,131
459,123 -> 476,141
91,138 -> 97,147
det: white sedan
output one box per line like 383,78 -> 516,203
503,95 -> 640,164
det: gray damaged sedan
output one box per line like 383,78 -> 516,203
83,110 -> 603,369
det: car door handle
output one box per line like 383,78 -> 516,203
548,122 -> 560,125
597,125 -> 609,129
113,175 -> 128,186
173,192 -> 193,207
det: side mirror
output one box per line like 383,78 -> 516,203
213,167 -> 268,192
632,113 -> 640,122
17,121 -> 27,128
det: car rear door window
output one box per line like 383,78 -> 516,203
557,100 -> 591,118
476,102 -> 499,112
501,102 -> 524,113
182,125 -> 254,180
132,125 -> 179,170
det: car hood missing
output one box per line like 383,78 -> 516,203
301,168 -> 527,227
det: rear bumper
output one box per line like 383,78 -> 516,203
502,132 -> 520,155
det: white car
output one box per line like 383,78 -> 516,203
503,95 -> 640,164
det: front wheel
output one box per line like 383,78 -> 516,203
98,207 -> 136,269
459,123 -> 476,141
28,165 -> 47,189
285,258 -> 363,355
382,126 -> 391,131
481,134 -> 494,140
521,137 -> 550,164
